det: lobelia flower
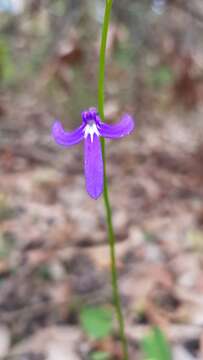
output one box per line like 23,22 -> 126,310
52,107 -> 134,199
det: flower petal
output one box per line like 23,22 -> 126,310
99,114 -> 135,139
84,134 -> 103,199
52,121 -> 85,147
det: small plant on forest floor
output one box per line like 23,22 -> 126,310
142,327 -> 172,360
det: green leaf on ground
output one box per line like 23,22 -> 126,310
80,306 -> 114,340
142,327 -> 172,360
90,351 -> 111,360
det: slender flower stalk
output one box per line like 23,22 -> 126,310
98,1 -> 129,359
52,1 -> 134,358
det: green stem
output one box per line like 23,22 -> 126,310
97,1 -> 129,359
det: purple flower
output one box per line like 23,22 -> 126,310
52,107 -> 134,199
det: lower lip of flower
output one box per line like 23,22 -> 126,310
84,122 -> 100,142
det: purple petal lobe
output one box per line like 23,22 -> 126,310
99,114 -> 135,139
52,121 -> 84,147
84,134 -> 103,199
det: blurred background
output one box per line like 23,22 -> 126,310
0,0 -> 203,359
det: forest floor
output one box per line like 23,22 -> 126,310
0,1 -> 203,359
0,91 -> 203,359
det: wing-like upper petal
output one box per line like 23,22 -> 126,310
99,114 -> 135,139
52,121 -> 85,147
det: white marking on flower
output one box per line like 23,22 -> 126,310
84,122 -> 100,142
